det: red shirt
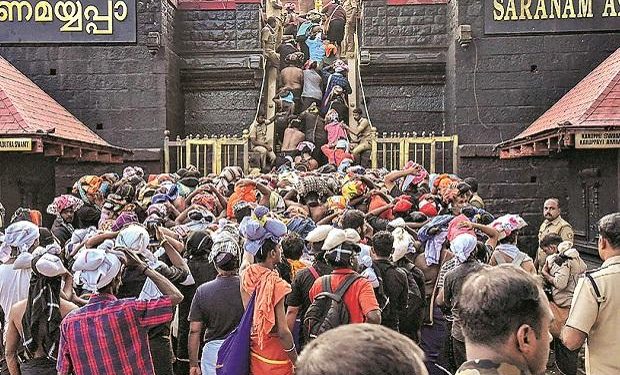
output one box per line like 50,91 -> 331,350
308,269 -> 379,323
57,293 -> 174,375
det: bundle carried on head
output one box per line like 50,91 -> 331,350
239,206 -> 288,256
0,221 -> 40,263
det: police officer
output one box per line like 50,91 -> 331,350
536,198 -> 574,272
455,265 -> 553,375
562,212 -> 620,375
261,17 -> 281,68
342,0 -> 358,56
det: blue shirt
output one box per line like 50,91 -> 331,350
306,34 -> 326,62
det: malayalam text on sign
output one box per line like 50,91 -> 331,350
0,0 -> 136,43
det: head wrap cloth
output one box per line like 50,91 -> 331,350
47,195 -> 84,217
239,206 -> 287,256
72,249 -> 123,293
0,221 -> 40,263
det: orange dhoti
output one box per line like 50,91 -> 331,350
250,334 -> 294,375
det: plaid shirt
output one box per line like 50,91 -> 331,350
56,293 -> 173,375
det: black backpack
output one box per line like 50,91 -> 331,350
398,263 -> 426,340
303,274 -> 361,341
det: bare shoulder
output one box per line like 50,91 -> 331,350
60,299 -> 80,317
7,299 -> 27,331
9,299 -> 27,319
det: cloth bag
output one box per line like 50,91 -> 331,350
216,291 -> 256,375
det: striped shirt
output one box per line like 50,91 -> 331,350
56,293 -> 173,375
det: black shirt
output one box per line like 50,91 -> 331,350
117,266 -> 148,298
287,261 -> 332,315
188,276 -> 244,342
74,203 -> 101,229
51,217 -> 73,247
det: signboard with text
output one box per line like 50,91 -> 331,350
485,0 -> 620,34
0,0 -> 136,43
0,138 -> 33,151
575,131 -> 620,149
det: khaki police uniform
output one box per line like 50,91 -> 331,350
249,121 -> 276,168
456,359 -> 530,375
565,255 -> 620,375
537,216 -> 574,273
343,0 -> 358,54
261,25 -> 280,67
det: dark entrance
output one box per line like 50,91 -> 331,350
567,149 -> 620,256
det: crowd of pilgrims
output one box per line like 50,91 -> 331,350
251,0 -> 372,172
0,161 -> 593,375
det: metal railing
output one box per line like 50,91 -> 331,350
163,130 -> 249,175
163,130 -> 458,175
371,131 -> 459,174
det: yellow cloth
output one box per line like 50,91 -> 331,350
288,259 -> 307,280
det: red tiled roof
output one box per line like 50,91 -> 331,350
511,48 -> 620,142
0,55 -> 112,148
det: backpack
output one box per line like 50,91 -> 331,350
372,261 -> 412,330
296,21 -> 313,43
398,263 -> 426,339
303,274 -> 361,341
371,263 -> 392,316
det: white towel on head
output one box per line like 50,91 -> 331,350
450,234 -> 478,263
115,225 -> 155,263
35,253 -> 68,277
72,249 -> 122,293
0,221 -> 39,263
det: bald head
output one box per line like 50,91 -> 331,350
543,198 -> 561,221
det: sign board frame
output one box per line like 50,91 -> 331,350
484,0 -> 620,34
0,138 -> 33,152
575,131 -> 620,149
0,0 -> 137,43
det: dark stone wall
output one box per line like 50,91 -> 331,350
460,154 -> 571,257
177,6 -> 262,136
164,0 -> 185,139
364,83 -> 445,134
177,5 -> 261,53
445,0 -> 620,144
362,2 -> 448,47
0,0 -> 179,150
0,154 -> 56,228
184,88 -> 259,136
359,2 -> 448,135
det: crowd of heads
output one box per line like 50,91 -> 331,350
0,159 -> 618,375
